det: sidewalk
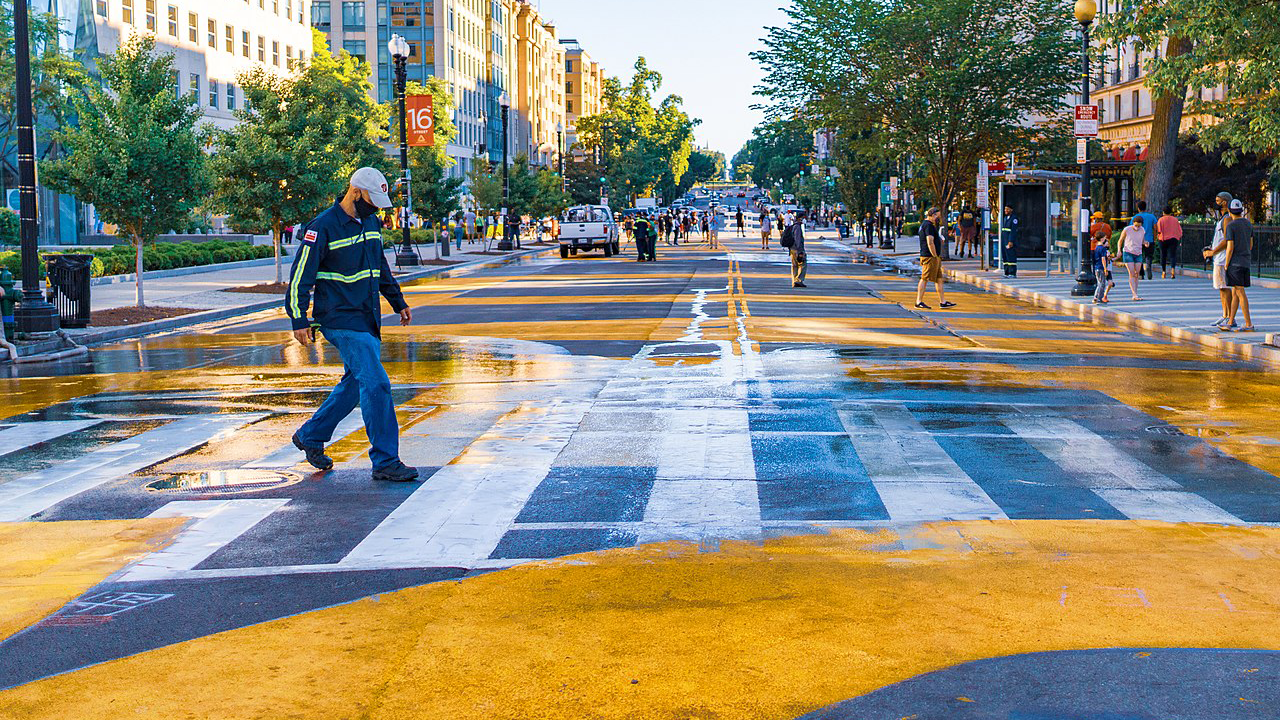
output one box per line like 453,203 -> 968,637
832,229 -> 1280,367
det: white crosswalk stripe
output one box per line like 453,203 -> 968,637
0,414 -> 267,522
0,420 -> 102,457
121,499 -> 290,582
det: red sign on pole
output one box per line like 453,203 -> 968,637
407,95 -> 434,147
1074,104 -> 1099,137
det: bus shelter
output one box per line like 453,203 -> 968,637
994,170 -> 1082,277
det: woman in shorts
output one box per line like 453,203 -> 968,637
1119,215 -> 1148,301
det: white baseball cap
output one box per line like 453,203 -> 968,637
350,167 -> 393,208
1229,198 -> 1245,214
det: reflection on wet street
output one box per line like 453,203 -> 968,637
4,235 -> 1280,718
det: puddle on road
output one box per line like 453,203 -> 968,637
144,470 -> 303,495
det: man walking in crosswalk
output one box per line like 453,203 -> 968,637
285,167 -> 419,483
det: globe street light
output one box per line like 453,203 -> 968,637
497,91 -> 513,251
1070,0 -> 1098,296
388,33 -> 418,267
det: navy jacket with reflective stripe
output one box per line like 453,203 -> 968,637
286,202 -> 408,336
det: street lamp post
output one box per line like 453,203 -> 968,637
12,0 -> 58,335
497,92 -> 512,251
388,34 -> 419,267
556,121 -> 564,192
1070,0 -> 1098,296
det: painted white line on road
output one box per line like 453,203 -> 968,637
1001,413 -> 1242,524
841,404 -> 1007,522
340,400 -> 590,569
0,414 -> 267,522
120,498 -> 290,581
0,420 -> 102,457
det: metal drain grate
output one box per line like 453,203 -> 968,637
145,470 -> 302,495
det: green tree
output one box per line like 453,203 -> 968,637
577,58 -> 698,207
732,119 -> 812,190
211,32 -> 391,283
466,157 -> 503,218
43,34 -> 210,307
1102,0 -> 1280,157
0,3 -> 89,187
563,156 -> 607,206
754,0 -> 1077,211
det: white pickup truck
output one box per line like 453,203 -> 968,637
559,204 -> 620,258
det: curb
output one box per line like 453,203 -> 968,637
59,246 -> 550,351
841,242 -> 1280,369
90,256 -> 279,286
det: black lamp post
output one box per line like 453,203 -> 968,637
556,121 -> 564,192
1070,0 -> 1098,296
497,92 -> 512,251
389,34 -> 418,267
13,0 -> 58,334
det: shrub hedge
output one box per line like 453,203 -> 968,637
0,241 -> 277,279
903,221 -> 921,237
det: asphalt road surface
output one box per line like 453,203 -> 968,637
3,225 -> 1280,719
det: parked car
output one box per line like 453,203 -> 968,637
559,205 -> 620,258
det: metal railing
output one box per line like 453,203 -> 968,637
1174,223 -> 1280,278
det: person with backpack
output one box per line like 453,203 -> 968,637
634,212 -> 655,262
781,212 -> 807,288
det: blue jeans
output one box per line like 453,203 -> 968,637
298,327 -> 399,469
1094,269 -> 1108,301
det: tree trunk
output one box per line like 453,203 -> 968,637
1143,36 -> 1191,214
133,237 -> 145,308
273,220 -> 283,285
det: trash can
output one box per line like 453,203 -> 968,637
44,254 -> 93,328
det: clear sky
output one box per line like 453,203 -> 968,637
535,0 -> 792,163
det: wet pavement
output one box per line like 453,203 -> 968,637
3,227 -> 1280,718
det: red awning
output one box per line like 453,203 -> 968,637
1138,145 -> 1148,161
1121,146 -> 1138,162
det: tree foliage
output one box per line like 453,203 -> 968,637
1170,135 -> 1272,219
575,58 -> 698,207
1102,0 -> 1280,155
731,118 -> 812,190
753,0 -> 1078,210
43,34 -> 210,307
211,31 -> 392,282
0,3 -> 89,184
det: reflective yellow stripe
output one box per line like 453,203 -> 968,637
288,244 -> 312,318
316,269 -> 380,283
328,231 -> 375,250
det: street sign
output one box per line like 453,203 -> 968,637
889,176 -> 899,201
880,182 -> 891,204
1076,137 -> 1088,164
976,160 -> 989,209
406,95 -> 434,147
1074,104 -> 1099,137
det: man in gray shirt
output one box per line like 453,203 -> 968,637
1222,198 -> 1255,332
788,213 -> 807,288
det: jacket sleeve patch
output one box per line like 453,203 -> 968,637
303,230 -> 319,244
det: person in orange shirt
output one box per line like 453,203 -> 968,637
1088,211 -> 1112,251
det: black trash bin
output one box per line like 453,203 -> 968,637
45,254 -> 93,328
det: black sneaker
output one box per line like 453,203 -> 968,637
915,302 -> 931,309
292,432 -> 333,471
793,282 -> 807,288
940,301 -> 957,309
373,461 -> 419,483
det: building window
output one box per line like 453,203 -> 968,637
1131,90 -> 1140,118
342,1 -> 365,28
258,36 -> 265,62
170,69 -> 179,99
566,59 -> 573,73
272,40 -> 280,66
286,44 -> 293,63
566,98 -> 573,114
286,0 -> 292,21
565,81 -> 571,95
242,30 -> 250,57
145,0 -> 156,31
207,19 -> 216,46
258,0 -> 264,8
227,84 -> 236,110
188,12 -> 197,42
121,0 -> 132,23
225,25 -> 233,53
273,0 -> 279,14
95,0 -> 107,18
389,0 -> 420,27
311,1 -> 330,28
343,40 -> 366,63
167,5 -> 177,36
209,79 -> 219,108
188,73 -> 200,99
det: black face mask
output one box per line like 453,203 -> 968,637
354,198 -> 381,219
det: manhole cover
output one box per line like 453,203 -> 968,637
145,470 -> 302,495
1145,425 -> 1229,438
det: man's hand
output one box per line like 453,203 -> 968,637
292,327 -> 314,346
399,307 -> 412,326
